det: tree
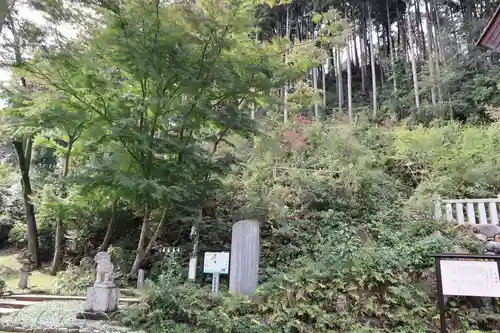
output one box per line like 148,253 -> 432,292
0,0 -> 8,34
21,0 -> 325,275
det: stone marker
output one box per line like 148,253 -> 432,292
77,251 -> 119,320
229,220 -> 260,296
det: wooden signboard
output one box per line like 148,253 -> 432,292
203,251 -> 230,294
440,260 -> 500,297
203,251 -> 230,275
431,253 -> 500,333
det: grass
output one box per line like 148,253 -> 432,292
0,249 -> 56,293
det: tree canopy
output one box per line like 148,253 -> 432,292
1,0 -> 500,332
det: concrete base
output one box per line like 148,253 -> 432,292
83,286 -> 119,313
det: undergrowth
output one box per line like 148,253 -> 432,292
120,122 -> 498,333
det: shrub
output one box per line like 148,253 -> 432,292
108,245 -> 134,274
117,123 -> 500,333
8,221 -> 54,260
54,264 -> 95,295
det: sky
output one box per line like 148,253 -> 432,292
0,4 -> 45,83
0,5 -> 44,108
0,3 -> 79,107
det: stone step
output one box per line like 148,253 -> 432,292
0,308 -> 19,315
3,294 -> 141,304
0,300 -> 38,309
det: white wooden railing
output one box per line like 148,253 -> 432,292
434,198 -> 500,225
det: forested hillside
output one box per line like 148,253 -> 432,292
0,0 -> 500,332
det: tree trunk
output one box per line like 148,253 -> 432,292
414,0 -> 427,60
377,25 -> 384,88
407,0 -> 421,115
10,15 -> 41,268
49,143 -> 73,275
321,65 -> 326,109
360,14 -> 368,94
397,5 -> 409,75
336,47 -> 343,114
424,0 -> 437,110
98,199 -> 119,252
49,220 -> 63,276
143,207 -> 168,255
386,0 -> 397,91
13,139 -> 41,268
347,35 -> 353,124
353,31 -> 360,68
130,203 -> 150,276
283,5 -> 290,123
369,5 -> 378,120
313,66 -> 319,120
430,0 -> 444,108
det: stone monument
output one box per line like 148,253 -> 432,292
229,220 -> 260,296
77,251 -> 119,319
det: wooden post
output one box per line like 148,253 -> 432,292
434,197 -> 442,220
137,269 -> 145,289
229,220 -> 260,296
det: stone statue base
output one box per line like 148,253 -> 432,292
83,285 -> 120,313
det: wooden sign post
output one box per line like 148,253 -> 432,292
431,253 -> 500,333
203,251 -> 230,293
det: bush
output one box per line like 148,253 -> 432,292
68,122 -> 500,333
108,245 -> 135,275
120,123 -> 493,333
8,221 -> 54,260
54,264 -> 95,295
122,281 -> 271,333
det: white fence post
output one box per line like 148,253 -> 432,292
434,197 -> 442,220
434,198 -> 500,225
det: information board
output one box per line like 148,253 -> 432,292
203,252 -> 230,274
440,260 -> 500,297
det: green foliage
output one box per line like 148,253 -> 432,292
147,251 -> 184,283
0,163 -> 12,185
53,264 -> 94,296
390,122 -> 500,205
108,245 -> 134,274
123,282 -> 270,333
120,122 -> 490,333
8,220 -> 54,260
2,0 -> 500,332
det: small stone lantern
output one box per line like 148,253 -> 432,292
16,251 -> 33,290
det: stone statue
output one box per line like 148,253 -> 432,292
94,252 -> 114,287
80,251 -> 120,317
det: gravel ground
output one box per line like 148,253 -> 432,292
0,301 -> 131,333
